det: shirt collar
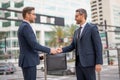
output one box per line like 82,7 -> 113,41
23,20 -> 31,25
80,21 -> 87,28
23,20 -> 36,35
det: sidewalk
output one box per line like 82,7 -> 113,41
41,65 -> 119,80
67,62 -> 120,80
96,65 -> 119,80
1,60 -> 119,80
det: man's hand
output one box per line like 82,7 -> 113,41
56,48 -> 63,53
50,48 -> 57,54
50,47 -> 63,55
95,64 -> 102,72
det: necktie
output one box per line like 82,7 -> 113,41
76,27 -> 82,56
77,27 -> 82,39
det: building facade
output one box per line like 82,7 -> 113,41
90,0 -> 120,48
0,0 -> 91,58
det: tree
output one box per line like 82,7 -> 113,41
0,32 -> 6,39
66,24 -> 78,37
64,24 -> 78,59
48,26 -> 65,47
48,24 -> 78,47
0,32 -> 7,59
65,24 -> 78,44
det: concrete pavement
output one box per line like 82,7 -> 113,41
96,65 -> 119,80
0,61 -> 119,80
37,63 -> 120,80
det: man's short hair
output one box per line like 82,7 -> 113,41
22,7 -> 35,19
76,8 -> 87,20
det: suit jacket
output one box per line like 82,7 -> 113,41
62,23 -> 103,67
17,21 -> 50,68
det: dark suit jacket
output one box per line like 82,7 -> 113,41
62,23 -> 103,67
18,21 -> 50,68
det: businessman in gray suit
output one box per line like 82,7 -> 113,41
18,7 -> 57,80
57,8 -> 103,80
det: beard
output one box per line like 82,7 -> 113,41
29,18 -> 35,23
29,20 -> 34,23
76,20 -> 82,24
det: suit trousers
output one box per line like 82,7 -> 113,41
75,55 -> 96,80
22,66 -> 37,80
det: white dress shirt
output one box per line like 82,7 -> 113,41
80,21 -> 87,35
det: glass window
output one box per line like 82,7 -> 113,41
100,18 -> 103,20
40,15 -> 55,24
6,31 -> 10,37
36,31 -> 40,43
99,3 -> 102,5
115,37 -> 120,40
91,5 -> 97,7
6,40 -> 11,48
99,11 -> 102,13
99,14 -> 103,16
12,31 -> 17,37
15,21 -> 21,26
45,32 -> 53,46
92,1 -> 96,4
2,1 -> 10,8
5,12 -> 10,18
47,17 -> 55,24
0,41 -> 5,48
2,21 -> 11,27
99,7 -> 102,9
91,8 -> 97,11
12,40 -> 18,47
15,13 -> 17,17
40,16 -> 47,23
14,1 -> 24,8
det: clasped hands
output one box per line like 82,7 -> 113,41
50,48 -> 63,54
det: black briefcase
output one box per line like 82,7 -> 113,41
46,53 -> 67,71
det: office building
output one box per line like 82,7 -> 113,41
90,0 -> 120,48
0,0 -> 91,57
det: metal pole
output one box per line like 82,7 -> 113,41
4,37 -> 8,62
44,54 -> 47,80
117,48 -> 120,78
97,72 -> 101,80
104,20 -> 110,65
4,37 -> 6,53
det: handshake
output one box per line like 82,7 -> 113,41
50,48 -> 63,55
39,48 -> 63,60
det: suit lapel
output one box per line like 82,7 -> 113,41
80,23 -> 89,39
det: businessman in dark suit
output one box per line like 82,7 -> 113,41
57,8 -> 103,80
17,7 -> 57,80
